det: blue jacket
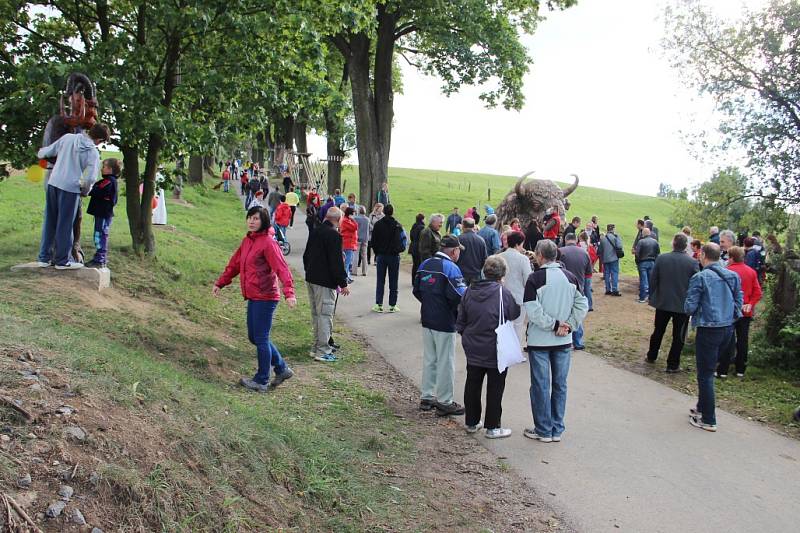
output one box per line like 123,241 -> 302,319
413,252 -> 467,332
477,225 -> 501,256
685,263 -> 743,328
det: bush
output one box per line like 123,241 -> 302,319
751,252 -> 800,371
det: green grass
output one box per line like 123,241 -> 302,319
0,172 -> 460,531
342,166 -> 679,275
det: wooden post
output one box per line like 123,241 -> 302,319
488,188 -> 491,201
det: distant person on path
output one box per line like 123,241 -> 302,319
684,243 -> 742,432
478,214 -> 501,256
409,213 -> 426,281
716,246 -> 762,378
339,207 -> 359,283
333,188 -> 346,207
36,122 -> 110,269
709,226 -> 720,245
634,227 -> 660,303
645,233 -> 699,372
282,172 -> 293,193
523,239 -> 588,443
285,188 -> 300,227
318,196 -> 335,222
303,207 -> 351,362
267,185 -> 282,217
446,207 -> 462,234
221,166 -> 231,192
456,218 -> 488,285
367,203 -> 385,265
577,231 -> 597,311
213,206 -> 296,392
377,182 -> 390,206
456,255 -> 520,439
598,224 -> 623,296
558,233 -> 592,350
306,187 -> 321,209
305,197 -> 319,234
498,231 -> 533,341
413,235 -> 468,417
84,158 -> 119,268
370,204 -> 406,313
273,195 -> 292,244
418,213 -> 443,261
354,206 -> 370,276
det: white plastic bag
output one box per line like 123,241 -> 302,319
496,286 -> 526,373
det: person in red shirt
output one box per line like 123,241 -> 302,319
221,167 -> 231,192
717,246 -> 763,377
273,195 -> 292,242
542,207 -> 561,243
306,187 -> 321,208
213,206 -> 296,392
240,171 -> 248,196
578,230 -> 597,311
339,206 -> 359,282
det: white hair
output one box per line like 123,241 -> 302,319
430,213 -> 444,223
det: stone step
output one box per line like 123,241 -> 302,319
10,262 -> 111,291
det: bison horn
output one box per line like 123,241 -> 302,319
562,174 -> 579,197
515,170 -> 535,196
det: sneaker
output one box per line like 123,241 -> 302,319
716,373 -> 727,379
551,435 -> 562,442
54,262 -> 83,270
435,401 -> 465,416
637,298 -> 648,303
239,377 -> 270,393
736,373 -> 745,378
573,345 -> 586,350
387,305 -> 399,313
328,338 -> 340,351
485,427 -> 512,439
465,421 -> 483,434
612,291 -> 622,297
371,304 -> 384,313
84,260 -> 107,268
523,428 -> 552,442
314,353 -> 338,362
665,367 -> 681,374
419,399 -> 436,411
689,407 -> 702,417
270,367 -> 294,387
604,291 -> 612,295
35,261 -> 51,267
689,414 -> 717,432
644,357 -> 656,364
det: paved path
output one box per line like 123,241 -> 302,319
278,208 -> 800,532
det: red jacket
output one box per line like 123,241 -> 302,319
727,262 -> 762,317
307,191 -> 320,208
222,169 -> 230,181
274,203 -> 292,227
543,214 -> 561,239
215,230 -> 295,301
339,216 -> 359,250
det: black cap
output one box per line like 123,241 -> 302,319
441,235 -> 465,250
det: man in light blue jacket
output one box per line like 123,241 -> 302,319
684,243 -> 743,432
36,123 -> 109,269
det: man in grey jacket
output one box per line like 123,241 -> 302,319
634,227 -> 660,303
456,218 -> 488,285
597,224 -> 623,296
646,233 -> 700,372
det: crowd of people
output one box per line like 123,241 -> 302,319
211,168 -> 782,438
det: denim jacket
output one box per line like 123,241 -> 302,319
684,263 -> 743,328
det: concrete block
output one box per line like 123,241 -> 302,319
10,262 -> 111,291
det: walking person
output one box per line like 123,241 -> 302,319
523,240 -> 589,442
354,206 -> 370,276
303,207 -> 351,362
446,207 -> 462,234
716,246 -> 762,378
418,213 -> 443,261
367,203 -> 385,265
213,207 -> 296,391
684,243 -> 742,432
413,235 -> 468,416
645,233 -> 700,372
558,233 -> 592,350
597,224 -> 623,296
456,218 -> 488,285
456,256 -> 520,438
497,231 -> 532,342
370,204 -> 406,313
285,187 -> 300,227
409,213 -> 426,282
634,227 -> 660,303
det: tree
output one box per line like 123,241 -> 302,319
664,0 -> 800,205
330,0 -> 576,207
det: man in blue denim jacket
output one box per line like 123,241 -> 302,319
684,243 -> 743,432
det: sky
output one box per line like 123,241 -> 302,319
308,0 -> 769,196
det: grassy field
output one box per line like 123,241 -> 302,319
341,166 -> 678,275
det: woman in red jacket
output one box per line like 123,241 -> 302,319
340,206 -> 359,282
717,246 -> 763,377
213,207 -> 297,392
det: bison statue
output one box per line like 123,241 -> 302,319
495,171 -> 578,230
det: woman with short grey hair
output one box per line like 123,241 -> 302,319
456,254 -> 520,439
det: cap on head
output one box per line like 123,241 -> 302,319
440,234 -> 465,250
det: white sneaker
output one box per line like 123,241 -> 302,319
35,261 -> 51,267
465,421 -> 483,434
485,427 -> 512,439
54,262 -> 83,270
552,435 -> 562,442
523,428 -> 552,442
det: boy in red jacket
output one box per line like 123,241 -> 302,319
273,195 -> 292,243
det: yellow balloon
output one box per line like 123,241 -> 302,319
27,165 -> 45,183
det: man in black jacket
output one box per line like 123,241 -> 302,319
370,204 -> 405,313
303,206 -> 350,362
646,233 -> 699,372
456,218 -> 488,285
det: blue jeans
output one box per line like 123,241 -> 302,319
694,326 -> 733,425
91,216 -> 112,264
38,184 -> 80,266
343,249 -> 356,280
375,254 -> 400,306
583,278 -> 593,310
572,324 -> 584,348
638,260 -> 655,300
528,347 -> 572,437
246,300 -> 287,385
603,261 -> 619,293
223,179 -> 229,192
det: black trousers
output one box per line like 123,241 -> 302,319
717,317 -> 752,375
647,309 -> 689,369
411,252 -> 421,283
464,365 -> 507,429
289,205 -> 296,227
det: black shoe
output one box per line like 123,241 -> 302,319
84,260 -> 106,268
604,291 -> 612,295
645,357 -> 656,364
573,345 -> 586,350
612,291 -> 622,297
435,401 -> 465,416
328,338 -> 341,351
665,367 -> 681,374
419,399 -> 436,411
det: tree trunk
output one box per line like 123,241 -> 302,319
202,155 -> 215,175
325,108 -> 344,195
295,119 -> 308,181
121,145 -> 144,250
139,133 -> 160,254
188,155 -> 204,184
173,155 -> 184,199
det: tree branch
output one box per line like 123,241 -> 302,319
12,21 -> 82,60
394,22 -> 418,39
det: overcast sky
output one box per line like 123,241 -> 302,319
307,0 -> 767,196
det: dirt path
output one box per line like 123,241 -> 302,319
284,213 -> 800,533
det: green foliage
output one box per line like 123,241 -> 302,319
669,167 -> 789,236
753,252 -> 800,370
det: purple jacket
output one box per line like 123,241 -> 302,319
456,280 -> 520,368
